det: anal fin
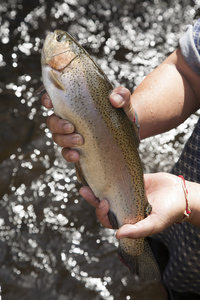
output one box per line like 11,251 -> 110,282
107,210 -> 119,229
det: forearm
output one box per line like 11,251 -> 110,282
132,49 -> 200,139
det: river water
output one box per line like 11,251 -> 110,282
0,0 -> 200,299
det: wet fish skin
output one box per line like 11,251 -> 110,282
41,30 -> 161,281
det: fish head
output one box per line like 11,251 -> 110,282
41,29 -> 112,119
41,30 -> 84,71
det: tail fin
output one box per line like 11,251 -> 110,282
118,238 -> 161,282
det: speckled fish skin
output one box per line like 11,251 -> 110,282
41,30 -> 160,282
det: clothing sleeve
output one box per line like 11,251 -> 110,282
179,19 -> 200,76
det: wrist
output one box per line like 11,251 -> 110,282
183,180 -> 200,227
176,176 -> 191,224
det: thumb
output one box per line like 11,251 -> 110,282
116,214 -> 165,240
109,87 -> 131,108
109,87 -> 136,123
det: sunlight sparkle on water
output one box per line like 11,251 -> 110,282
0,54 -> 6,66
15,184 -> 26,197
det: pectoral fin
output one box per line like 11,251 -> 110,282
50,70 -> 66,91
34,85 -> 45,96
75,162 -> 88,186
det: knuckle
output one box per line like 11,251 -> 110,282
52,133 -> 80,148
46,113 -> 56,131
52,133 -> 65,147
52,133 -> 59,144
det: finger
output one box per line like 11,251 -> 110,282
47,114 -> 75,134
116,214 -> 165,239
41,93 -> 53,109
62,148 -> 80,162
80,188 -> 112,229
79,186 -> 99,208
96,199 -> 112,229
109,87 -> 131,108
52,133 -> 83,148
143,173 -> 153,191
123,102 -> 135,123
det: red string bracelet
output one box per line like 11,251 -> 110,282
176,175 -> 191,224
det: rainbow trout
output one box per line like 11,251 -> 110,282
41,30 -> 160,281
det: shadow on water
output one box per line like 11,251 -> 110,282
0,0 -> 199,299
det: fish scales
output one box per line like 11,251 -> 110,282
41,30 -> 161,282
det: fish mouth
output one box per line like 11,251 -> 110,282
41,31 -> 54,65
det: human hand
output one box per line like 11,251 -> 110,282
41,87 -> 134,163
79,186 -> 112,229
116,173 -> 187,239
109,86 -> 136,122
41,93 -> 83,162
81,173 -> 188,239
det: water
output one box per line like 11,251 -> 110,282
0,0 -> 199,299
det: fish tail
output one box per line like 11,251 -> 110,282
118,239 -> 161,282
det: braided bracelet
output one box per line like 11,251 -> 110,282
176,175 -> 191,224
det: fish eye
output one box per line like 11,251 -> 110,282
56,33 -> 67,42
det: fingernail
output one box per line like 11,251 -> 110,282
111,93 -> 124,106
72,134 -> 83,146
63,123 -> 74,133
116,229 -> 128,239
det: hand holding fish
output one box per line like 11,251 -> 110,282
41,26 -> 200,294
42,88 -> 200,237
116,173 -> 193,238
42,93 -> 82,162
81,172 -> 200,237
